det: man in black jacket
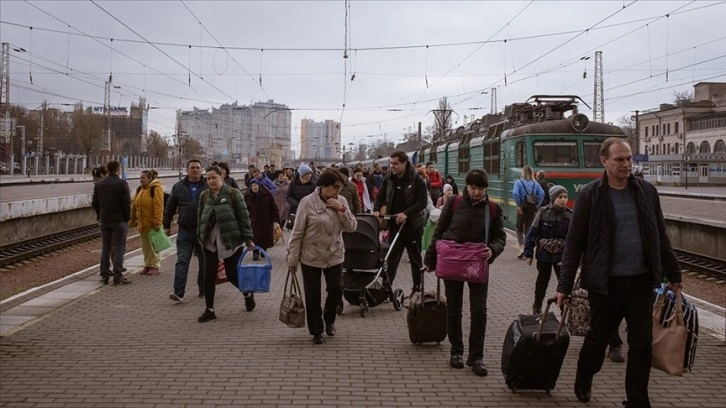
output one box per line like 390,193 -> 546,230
92,160 -> 131,285
373,151 -> 428,293
555,138 -> 682,408
164,159 -> 208,302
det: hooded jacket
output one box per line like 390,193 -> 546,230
130,179 -> 164,232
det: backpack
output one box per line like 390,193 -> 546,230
136,185 -> 170,209
518,180 -> 538,214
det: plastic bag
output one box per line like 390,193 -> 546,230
149,227 -> 173,253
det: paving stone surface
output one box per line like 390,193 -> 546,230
1,231 -> 724,407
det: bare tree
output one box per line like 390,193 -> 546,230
179,136 -> 203,163
673,89 -> 694,107
147,130 -> 169,160
618,114 -> 637,151
432,97 -> 453,140
71,106 -> 103,169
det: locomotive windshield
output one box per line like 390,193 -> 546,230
533,142 -> 579,167
583,142 -> 604,168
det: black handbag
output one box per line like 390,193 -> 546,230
279,269 -> 305,328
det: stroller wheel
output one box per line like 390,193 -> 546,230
392,289 -> 404,311
359,300 -> 369,318
336,300 -> 344,315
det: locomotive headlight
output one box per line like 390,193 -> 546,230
567,113 -> 590,132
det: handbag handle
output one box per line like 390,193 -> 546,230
284,268 -> 302,298
240,245 -> 273,267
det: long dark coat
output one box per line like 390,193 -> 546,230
244,186 -> 280,250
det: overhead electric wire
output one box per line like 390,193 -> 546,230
89,0 -> 236,103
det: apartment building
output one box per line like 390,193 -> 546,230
300,118 -> 341,160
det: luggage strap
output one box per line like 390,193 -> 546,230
535,297 -> 570,342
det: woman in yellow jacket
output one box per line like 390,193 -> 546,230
130,169 -> 164,275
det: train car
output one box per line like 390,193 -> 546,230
444,95 -> 626,230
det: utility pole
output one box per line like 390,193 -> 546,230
1,42 -> 11,169
104,74 -> 112,152
593,51 -> 604,122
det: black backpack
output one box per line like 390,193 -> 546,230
519,181 -> 538,214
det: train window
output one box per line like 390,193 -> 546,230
515,141 -> 526,167
490,141 -> 500,176
583,142 -> 603,168
533,141 -> 579,167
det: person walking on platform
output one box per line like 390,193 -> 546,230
337,167 -> 362,214
273,172 -> 291,228
535,170 -> 552,207
372,151 -> 428,294
524,185 -> 571,314
92,160 -> 131,285
164,159 -> 208,302
555,138 -> 683,408
244,178 -> 279,260
214,161 -> 240,189
130,169 -> 165,276
286,164 -> 316,222
423,169 -> 506,377
513,165 -> 545,259
197,165 -> 256,322
425,161 -> 443,204
287,169 -> 357,344
351,167 -> 372,213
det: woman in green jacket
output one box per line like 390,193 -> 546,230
197,165 -> 255,323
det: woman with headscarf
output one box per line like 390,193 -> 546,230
244,178 -> 280,260
286,164 -> 317,227
197,165 -> 256,322
129,169 -> 164,275
445,175 -> 459,195
273,171 -> 291,228
287,169 -> 357,344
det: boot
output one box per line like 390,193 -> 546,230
608,345 -> 625,363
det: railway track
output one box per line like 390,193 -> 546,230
675,249 -> 726,282
0,225 -> 101,268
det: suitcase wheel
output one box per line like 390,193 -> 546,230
392,289 -> 404,311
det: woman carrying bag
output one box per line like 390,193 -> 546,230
129,169 -> 164,275
286,169 -> 357,344
197,165 -> 256,323
423,169 -> 507,376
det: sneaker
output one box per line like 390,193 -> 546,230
113,277 -> 131,285
608,345 -> 625,363
244,294 -> 256,312
449,354 -> 465,369
517,251 -> 525,259
169,293 -> 184,302
469,360 -> 488,377
198,309 -> 216,323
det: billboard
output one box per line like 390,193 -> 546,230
91,106 -> 128,116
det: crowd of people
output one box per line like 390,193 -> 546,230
90,138 -> 682,408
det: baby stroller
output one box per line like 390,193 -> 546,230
339,214 -> 405,318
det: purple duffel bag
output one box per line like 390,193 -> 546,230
434,240 -> 489,283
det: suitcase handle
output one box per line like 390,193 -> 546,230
534,297 -> 571,342
419,267 -> 442,302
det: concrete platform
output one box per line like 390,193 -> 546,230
1,231 -> 724,407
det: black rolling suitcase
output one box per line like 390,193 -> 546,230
501,298 -> 570,394
405,271 -> 447,344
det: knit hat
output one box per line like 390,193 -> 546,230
249,178 -> 260,186
298,164 -> 313,177
549,185 -> 568,202
443,183 -> 453,193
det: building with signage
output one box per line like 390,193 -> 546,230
90,98 -> 148,156
636,82 -> 726,186
177,100 -> 292,167
300,119 -> 341,161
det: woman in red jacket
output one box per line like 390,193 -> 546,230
426,161 -> 443,204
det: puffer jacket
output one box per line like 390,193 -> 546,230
373,163 -> 428,229
197,185 -> 254,250
423,192 -> 507,269
523,204 -> 572,262
130,179 -> 164,232
339,179 -> 362,215
286,187 -> 357,269
286,177 -> 317,212
556,173 -> 681,296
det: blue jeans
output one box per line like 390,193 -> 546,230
100,222 -> 128,278
173,229 -> 204,297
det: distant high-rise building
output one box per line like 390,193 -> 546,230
300,118 -> 341,160
176,100 -> 292,167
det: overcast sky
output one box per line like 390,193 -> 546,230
2,0 -> 725,153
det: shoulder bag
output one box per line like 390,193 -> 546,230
434,198 -> 490,283
652,288 -> 688,376
279,269 -> 306,328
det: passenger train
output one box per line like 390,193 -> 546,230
346,95 -> 626,229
